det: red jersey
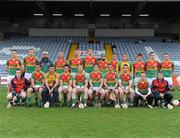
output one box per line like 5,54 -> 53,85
151,79 -> 170,93
133,61 -> 145,77
137,80 -> 149,92
110,60 -> 118,71
70,58 -> 82,73
7,58 -> 22,75
98,60 -> 108,71
55,59 -> 66,74
60,73 -> 72,86
145,60 -> 159,70
84,56 -> 96,65
24,56 -> 38,73
11,77 -> 30,94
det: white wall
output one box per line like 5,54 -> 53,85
29,28 -> 88,36
95,29 -> 154,37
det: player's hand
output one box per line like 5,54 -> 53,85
160,93 -> 164,98
124,89 -> 128,94
143,95 -> 147,100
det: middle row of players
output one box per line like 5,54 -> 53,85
26,63 -> 151,108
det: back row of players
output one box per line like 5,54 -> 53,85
6,48 -> 174,109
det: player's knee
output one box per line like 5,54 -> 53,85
7,93 -> 13,100
20,92 -> 26,99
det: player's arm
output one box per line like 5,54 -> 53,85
104,78 -> 108,88
24,78 -> 31,91
172,62 -> 175,72
114,75 -> 118,88
69,77 -> 73,87
135,85 -> 143,97
10,79 -> 16,94
100,78 -> 104,88
73,76 -> 77,88
84,74 -> 89,88
128,75 -> 133,90
51,74 -> 59,91
5,60 -> 9,71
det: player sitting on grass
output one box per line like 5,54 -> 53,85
118,64 -> 134,108
58,64 -> 73,107
42,64 -> 59,108
7,70 -> 30,108
134,72 -> 154,109
26,63 -> 45,107
104,64 -> 119,108
151,72 -> 173,109
88,64 -> 105,107
71,65 -> 89,108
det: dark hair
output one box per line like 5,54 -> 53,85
149,52 -> 154,56
137,53 -> 143,57
123,64 -> 128,67
49,64 -> 54,68
64,64 -> 70,68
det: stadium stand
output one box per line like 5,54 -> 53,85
0,36 -> 180,77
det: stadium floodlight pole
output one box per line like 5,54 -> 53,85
90,0 -> 93,23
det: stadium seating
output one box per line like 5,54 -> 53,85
0,36 -> 180,77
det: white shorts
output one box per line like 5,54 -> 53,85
71,73 -> 76,78
164,77 -> 173,86
8,75 -> 15,84
24,73 -> 32,80
92,87 -> 99,91
76,86 -> 84,89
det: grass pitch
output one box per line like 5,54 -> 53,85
0,87 -> 180,138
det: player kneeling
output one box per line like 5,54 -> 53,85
118,64 -> 134,108
42,65 -> 59,108
58,65 -> 73,107
151,72 -> 173,109
104,64 -> 119,108
26,64 -> 45,107
134,72 -> 154,109
88,64 -> 105,107
72,65 -> 88,108
7,70 -> 30,108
